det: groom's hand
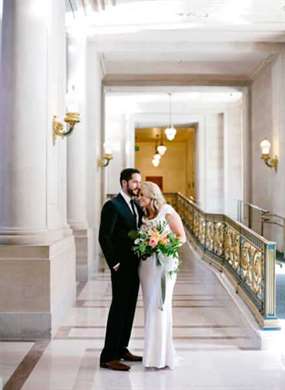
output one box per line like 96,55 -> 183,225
113,263 -> 120,272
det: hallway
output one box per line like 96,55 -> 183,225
2,244 -> 285,389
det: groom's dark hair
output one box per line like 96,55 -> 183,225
120,168 -> 141,186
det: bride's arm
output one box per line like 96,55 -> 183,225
165,212 -> 186,244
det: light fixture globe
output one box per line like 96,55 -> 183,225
165,126 -> 176,141
157,144 -> 167,156
260,139 -> 271,155
152,158 -> 160,167
153,152 -> 161,160
259,138 -> 278,171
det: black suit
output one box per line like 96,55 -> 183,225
99,193 -> 143,363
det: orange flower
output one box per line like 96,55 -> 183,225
159,235 -> 169,245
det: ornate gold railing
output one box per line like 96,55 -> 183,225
176,193 -> 278,329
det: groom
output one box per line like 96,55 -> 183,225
99,168 -> 143,371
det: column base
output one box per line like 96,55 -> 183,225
0,234 -> 76,340
71,227 -> 93,282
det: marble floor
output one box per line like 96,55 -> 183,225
1,243 -> 285,389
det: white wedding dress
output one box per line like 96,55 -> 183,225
139,204 -> 179,369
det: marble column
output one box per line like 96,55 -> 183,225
0,0 -> 76,339
66,35 -> 92,281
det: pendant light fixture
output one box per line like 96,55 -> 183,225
152,157 -> 160,167
152,134 -> 161,167
157,129 -> 167,156
153,134 -> 161,161
165,93 -> 177,141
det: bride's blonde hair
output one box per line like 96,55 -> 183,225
141,181 -> 166,217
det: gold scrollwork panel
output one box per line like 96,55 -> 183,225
199,216 -> 206,244
193,212 -> 200,238
224,224 -> 240,271
241,240 -> 264,300
214,222 -> 224,257
206,221 -> 214,251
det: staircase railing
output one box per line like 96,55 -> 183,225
237,200 -> 285,263
176,193 -> 278,329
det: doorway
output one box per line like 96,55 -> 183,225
135,126 -> 196,199
145,176 -> 163,191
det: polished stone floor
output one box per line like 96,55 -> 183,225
1,243 -> 285,389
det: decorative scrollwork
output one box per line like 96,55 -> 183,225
224,224 -> 240,272
175,193 -> 272,318
241,240 -> 264,300
214,222 -> 224,257
199,216 -> 206,244
206,221 -> 214,251
193,211 -> 200,238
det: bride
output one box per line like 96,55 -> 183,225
138,182 -> 186,369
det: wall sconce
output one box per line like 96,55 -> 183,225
53,86 -> 80,143
98,143 -> 113,167
53,112 -> 80,142
260,139 -> 278,171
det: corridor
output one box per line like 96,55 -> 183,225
2,244 -> 285,390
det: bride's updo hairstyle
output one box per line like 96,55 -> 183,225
141,181 -> 166,217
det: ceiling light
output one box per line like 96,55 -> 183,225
157,129 -> 167,155
165,126 -> 176,141
165,93 -> 176,141
157,144 -> 167,156
152,158 -> 160,167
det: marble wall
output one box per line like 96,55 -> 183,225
0,0 -> 2,57
224,104 -> 244,218
105,113 -> 129,195
197,113 -> 224,213
251,54 -> 285,249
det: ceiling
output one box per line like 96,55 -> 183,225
105,88 -> 243,113
105,87 -> 242,132
66,0 -> 285,81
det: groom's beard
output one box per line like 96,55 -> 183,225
127,186 -> 140,198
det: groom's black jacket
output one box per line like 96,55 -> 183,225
99,193 -> 143,270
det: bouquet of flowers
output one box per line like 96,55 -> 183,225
130,221 -> 181,264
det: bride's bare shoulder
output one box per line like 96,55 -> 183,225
161,203 -> 175,215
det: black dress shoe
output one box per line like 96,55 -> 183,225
100,360 -> 130,371
121,350 -> 143,362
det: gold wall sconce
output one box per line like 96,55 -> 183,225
260,139 -> 278,171
98,143 -> 113,167
53,112 -> 80,143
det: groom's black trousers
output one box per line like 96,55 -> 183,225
100,263 -> 140,363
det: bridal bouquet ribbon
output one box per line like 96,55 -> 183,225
129,222 -> 181,310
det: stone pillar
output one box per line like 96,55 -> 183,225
0,0 -> 76,339
86,45 -> 104,273
66,35 -> 92,281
